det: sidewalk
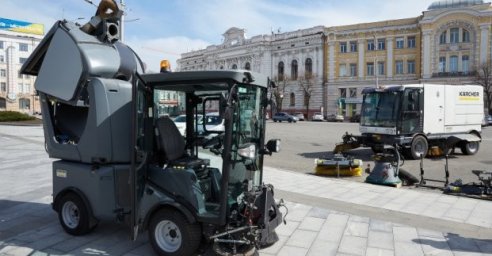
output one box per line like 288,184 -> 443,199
1,126 -> 492,255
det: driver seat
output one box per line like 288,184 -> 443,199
156,116 -> 209,169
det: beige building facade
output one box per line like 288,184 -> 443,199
178,0 -> 492,119
0,19 -> 43,114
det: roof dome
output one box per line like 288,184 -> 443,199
428,0 -> 484,10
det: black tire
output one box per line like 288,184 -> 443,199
460,141 -> 480,155
149,209 -> 201,256
410,135 -> 428,160
273,119 -> 277,123
288,118 -> 292,123
57,193 -> 93,236
398,168 -> 419,186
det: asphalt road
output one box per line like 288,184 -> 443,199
264,120 -> 492,187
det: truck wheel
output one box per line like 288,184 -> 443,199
149,209 -> 201,256
57,193 -> 92,236
410,135 -> 428,160
460,141 -> 480,155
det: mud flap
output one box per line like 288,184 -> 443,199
255,185 -> 283,248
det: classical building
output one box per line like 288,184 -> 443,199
177,26 -> 327,118
0,18 -> 43,114
178,0 -> 492,119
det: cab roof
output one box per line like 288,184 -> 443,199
140,70 -> 269,92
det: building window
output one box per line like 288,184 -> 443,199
0,41 -> 4,49
449,55 -> 458,73
462,29 -> 470,43
407,36 -> 416,48
19,43 -> 28,52
367,40 -> 375,51
339,88 -> 347,98
462,55 -> 469,74
305,58 -> 312,77
19,57 -> 27,64
377,62 -> 385,75
0,97 -> 6,109
290,92 -> 295,106
396,61 -> 404,74
339,64 -> 346,77
407,60 -> 415,74
340,42 -> 347,53
0,69 -> 6,77
349,88 -> 357,98
440,31 -> 447,44
439,57 -> 446,72
291,60 -> 298,80
0,82 -> 6,92
231,64 -> 237,69
350,41 -> 357,52
377,39 -> 385,50
19,98 -> 30,109
25,84 -> 30,93
18,72 -> 23,79
220,66 -> 224,70
396,37 -> 404,49
450,28 -> 459,43
244,62 -> 251,70
349,63 -> 357,77
367,62 -> 374,76
278,61 -> 284,80
0,55 -> 4,63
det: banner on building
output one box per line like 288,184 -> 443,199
0,18 -> 44,35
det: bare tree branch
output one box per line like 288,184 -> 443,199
474,60 -> 492,113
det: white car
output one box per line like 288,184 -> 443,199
204,112 -> 225,132
312,112 -> 324,121
173,115 -> 204,136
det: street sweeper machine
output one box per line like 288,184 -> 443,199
20,1 -> 285,255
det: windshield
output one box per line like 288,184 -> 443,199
361,91 -> 401,127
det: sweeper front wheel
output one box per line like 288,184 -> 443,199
57,193 -> 94,236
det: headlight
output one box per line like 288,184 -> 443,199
238,143 -> 256,159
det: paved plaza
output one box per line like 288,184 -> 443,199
1,124 -> 491,256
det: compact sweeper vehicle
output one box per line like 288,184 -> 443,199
21,1 -> 284,255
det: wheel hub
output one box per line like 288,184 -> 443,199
155,220 -> 182,252
61,201 -> 79,229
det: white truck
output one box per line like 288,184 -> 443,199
359,84 -> 483,159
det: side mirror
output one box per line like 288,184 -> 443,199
265,139 -> 281,155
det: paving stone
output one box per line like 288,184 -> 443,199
393,226 -> 419,243
344,221 -> 369,238
277,245 -> 308,256
276,220 -> 300,237
285,230 -> 317,249
369,219 -> 393,233
365,247 -> 395,256
307,207 -> 331,219
317,223 -> 345,243
394,241 -> 424,256
368,230 -> 394,250
307,240 -> 338,256
298,217 -> 325,232
260,235 -> 288,255
338,235 -> 367,256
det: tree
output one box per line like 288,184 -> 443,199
474,61 -> 492,114
298,72 -> 316,119
272,75 -> 288,113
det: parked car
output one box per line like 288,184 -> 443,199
311,112 -> 324,121
292,112 -> 305,121
204,112 -> 225,132
173,114 -> 204,136
484,114 -> 492,127
350,114 -> 361,123
326,113 -> 344,122
272,112 -> 298,123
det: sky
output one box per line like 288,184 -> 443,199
0,0 -> 433,72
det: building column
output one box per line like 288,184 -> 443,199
386,37 -> 393,78
358,39 -> 365,79
328,41 -> 335,82
479,23 -> 490,65
422,29 -> 432,79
